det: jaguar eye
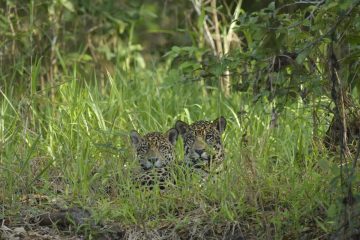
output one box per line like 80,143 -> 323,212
139,144 -> 149,153
186,136 -> 195,145
205,134 -> 214,143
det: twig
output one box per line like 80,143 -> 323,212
203,17 -> 216,54
335,69 -> 350,158
298,0 -> 360,54
270,0 -> 325,30
349,139 -> 360,194
210,0 -> 223,57
221,1 -> 243,96
276,0 -> 325,12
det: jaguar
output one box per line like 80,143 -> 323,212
129,128 -> 178,190
175,116 -> 227,174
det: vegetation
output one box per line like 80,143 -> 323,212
1,0 -> 360,239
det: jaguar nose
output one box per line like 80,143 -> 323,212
148,157 -> 158,164
141,164 -> 151,170
195,149 -> 205,155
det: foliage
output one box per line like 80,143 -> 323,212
1,65 -> 344,238
0,0 -> 191,96
168,0 -> 360,103
1,0 -> 360,239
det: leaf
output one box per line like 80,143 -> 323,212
346,34 -> 360,45
179,61 -> 195,70
339,0 -> 354,10
326,203 -> 337,219
342,50 -> 360,64
80,54 -> 93,62
318,159 -> 329,171
296,51 -> 309,64
314,217 -> 329,233
324,1 -> 339,10
267,2 -> 275,11
103,12 -> 128,33
31,57 -> 42,95
60,0 -> 75,12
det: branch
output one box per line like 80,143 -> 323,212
224,0 -> 242,54
298,0 -> 360,54
211,0 -> 223,56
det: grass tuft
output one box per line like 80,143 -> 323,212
1,64 -> 356,238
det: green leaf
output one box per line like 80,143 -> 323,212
339,0 -> 354,10
318,159 -> 329,171
315,217 -> 329,233
80,54 -> 93,62
296,51 -> 309,64
324,1 -> 339,10
327,204 -> 337,219
60,0 -> 75,12
267,2 -> 275,11
346,34 -> 360,44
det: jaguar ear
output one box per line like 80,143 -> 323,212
166,128 -> 178,145
175,120 -> 189,137
130,130 -> 142,146
213,116 -> 227,134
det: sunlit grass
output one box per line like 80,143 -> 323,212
0,64 -> 349,238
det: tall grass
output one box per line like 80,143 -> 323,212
1,61 -> 347,238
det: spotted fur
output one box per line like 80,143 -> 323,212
130,128 -> 178,189
175,117 -> 226,174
